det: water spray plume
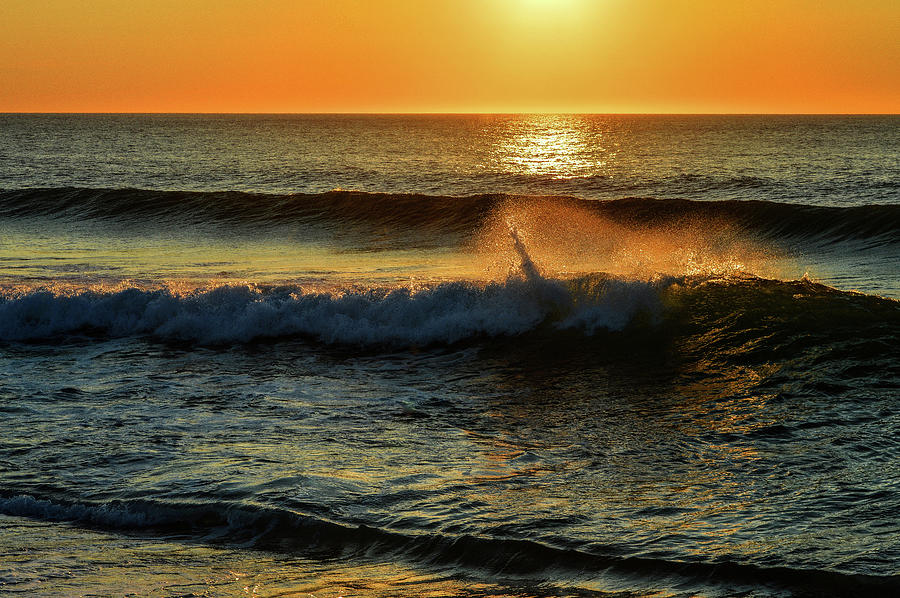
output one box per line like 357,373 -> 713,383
476,197 -> 786,283
507,224 -> 541,282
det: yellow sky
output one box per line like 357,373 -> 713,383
2,0 -> 898,113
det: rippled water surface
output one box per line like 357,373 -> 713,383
2,114 -> 898,204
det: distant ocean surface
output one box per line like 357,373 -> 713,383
0,114 -> 898,597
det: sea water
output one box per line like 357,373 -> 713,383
0,114 -> 898,597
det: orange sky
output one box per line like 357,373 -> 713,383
2,0 -> 898,113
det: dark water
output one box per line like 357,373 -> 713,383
0,115 -> 898,597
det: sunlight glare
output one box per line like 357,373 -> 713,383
492,115 -> 610,179
503,0 -> 591,25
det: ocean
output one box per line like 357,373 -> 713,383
0,114 -> 898,597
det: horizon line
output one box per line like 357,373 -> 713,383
2,111 -> 898,117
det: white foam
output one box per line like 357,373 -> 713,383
0,276 -> 668,345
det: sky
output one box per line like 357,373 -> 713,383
2,0 -> 898,113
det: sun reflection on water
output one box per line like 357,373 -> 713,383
490,115 -> 617,180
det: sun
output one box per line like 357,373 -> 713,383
518,0 -> 581,6
513,0 -> 585,13
520,0 -> 591,11
489,0 -> 593,31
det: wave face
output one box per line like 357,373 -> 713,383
0,187 -> 493,238
1,187 -> 898,247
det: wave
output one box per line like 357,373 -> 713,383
0,275 -> 661,345
1,274 -> 897,352
1,187 -> 898,245
2,493 -> 897,596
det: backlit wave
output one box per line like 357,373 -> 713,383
1,187 -> 897,245
1,274 -> 896,352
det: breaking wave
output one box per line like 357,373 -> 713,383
0,275 -> 663,345
1,274 -> 897,352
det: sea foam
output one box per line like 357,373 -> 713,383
0,276 -> 665,346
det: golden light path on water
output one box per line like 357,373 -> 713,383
491,115 -> 615,179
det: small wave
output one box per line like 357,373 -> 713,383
1,187 -> 898,245
0,493 -> 362,551
2,493 -> 897,596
